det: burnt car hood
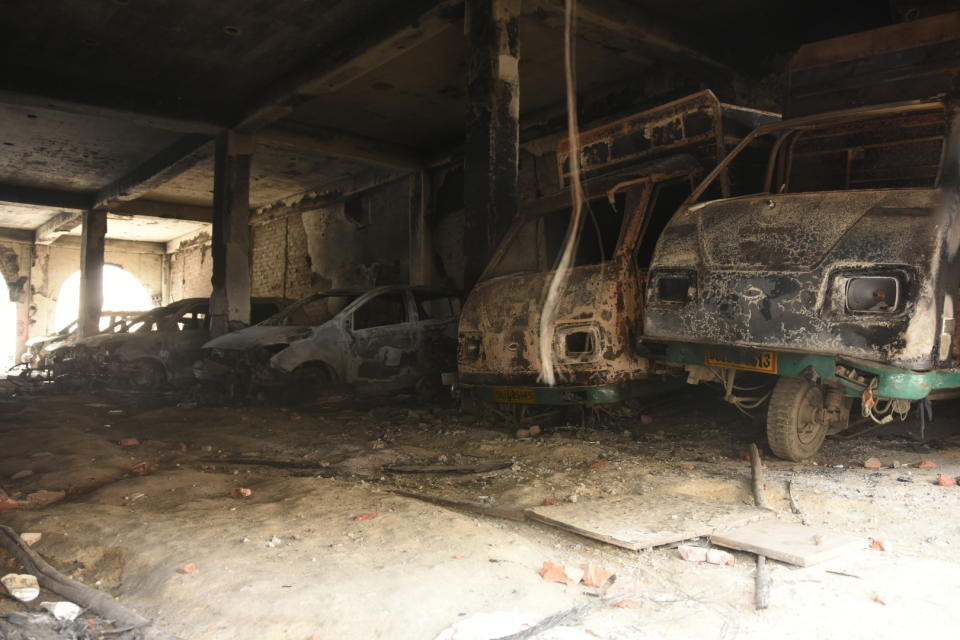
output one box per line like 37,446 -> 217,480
645,189 -> 953,369
458,263 -> 642,385
202,325 -> 316,351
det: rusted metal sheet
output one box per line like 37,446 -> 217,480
645,100 -> 960,372
459,93 -> 780,402
787,12 -> 960,117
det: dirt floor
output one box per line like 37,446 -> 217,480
1,382 -> 959,639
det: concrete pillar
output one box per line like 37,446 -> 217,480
463,0 -> 521,291
77,210 -> 107,339
210,131 -> 253,337
408,171 -> 433,286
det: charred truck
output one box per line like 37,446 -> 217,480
457,92 -> 778,409
643,15 -> 960,460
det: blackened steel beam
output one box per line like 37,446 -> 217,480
93,134 -> 214,211
0,184 -> 93,210
232,0 -> 464,131
210,132 -> 253,337
78,210 -> 107,339
0,89 -> 221,135
463,0 -> 521,291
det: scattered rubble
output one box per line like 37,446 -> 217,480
231,487 -> 253,499
40,601 -> 82,621
936,474 -> 957,487
19,532 -> 41,546
678,545 -> 736,566
863,458 -> 883,469
176,563 -> 199,575
119,438 -> 140,447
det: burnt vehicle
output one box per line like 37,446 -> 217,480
457,91 -> 778,408
196,285 -> 460,399
642,17 -> 960,460
19,311 -> 139,375
53,297 -> 288,389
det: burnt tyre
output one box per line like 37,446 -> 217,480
766,376 -> 827,461
281,363 -> 333,406
129,359 -> 168,390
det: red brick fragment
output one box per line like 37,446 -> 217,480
605,577 -> 647,608
176,563 -> 198,575
863,458 -> 882,469
353,511 -> 379,521
539,561 -> 580,585
131,461 -> 156,475
589,460 -> 610,470
119,438 -> 140,447
177,442 -> 188,453
936,474 -> 957,487
870,539 -> 886,551
915,459 -> 937,469
0,497 -> 19,511
230,487 -> 252,499
541,498 -> 557,506
580,564 -> 614,588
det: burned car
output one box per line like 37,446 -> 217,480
196,285 -> 460,400
18,311 -> 139,375
53,297 -> 288,389
643,27 -> 960,460
457,92 -> 778,408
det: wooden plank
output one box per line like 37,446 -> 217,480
524,495 -> 774,551
711,520 -> 865,567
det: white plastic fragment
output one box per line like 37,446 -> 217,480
41,601 -> 82,621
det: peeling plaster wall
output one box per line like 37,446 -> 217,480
251,180 -> 410,300
164,228 -> 213,304
30,242 -> 163,340
0,237 -> 34,360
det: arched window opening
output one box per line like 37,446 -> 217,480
54,266 -> 155,333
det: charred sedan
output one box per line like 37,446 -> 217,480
54,298 -> 288,390
196,285 -> 460,400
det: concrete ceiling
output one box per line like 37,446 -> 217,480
0,0 -> 914,242
63,215 -> 209,244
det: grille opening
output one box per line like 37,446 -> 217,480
565,331 -> 595,356
658,276 -> 690,302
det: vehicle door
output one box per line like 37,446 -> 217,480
162,302 -> 211,377
346,289 -> 417,390
411,290 -> 461,377
630,176 -> 695,294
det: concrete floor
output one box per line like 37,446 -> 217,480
1,386 -> 959,639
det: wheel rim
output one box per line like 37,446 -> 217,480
796,385 -> 825,445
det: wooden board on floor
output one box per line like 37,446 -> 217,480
524,495 -> 774,551
712,520 -> 865,567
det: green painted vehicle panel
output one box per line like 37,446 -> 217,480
664,342 -> 960,400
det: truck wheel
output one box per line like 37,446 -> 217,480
766,376 -> 827,461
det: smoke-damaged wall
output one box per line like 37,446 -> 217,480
250,179 -> 411,300
164,229 -> 213,303
0,236 -> 34,360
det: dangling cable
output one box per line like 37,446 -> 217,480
537,0 -> 584,386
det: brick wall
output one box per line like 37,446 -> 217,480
165,243 -> 212,302
251,214 -> 315,301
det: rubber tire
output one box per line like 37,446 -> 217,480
766,376 -> 827,461
129,359 -> 167,390
281,364 -> 333,407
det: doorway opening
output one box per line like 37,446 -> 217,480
54,265 -> 155,333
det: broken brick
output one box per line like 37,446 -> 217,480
580,564 -> 614,588
25,490 -> 65,507
863,458 -> 882,469
870,539 -> 888,551
539,561 -> 580,586
19,533 -> 41,546
541,498 -> 557,506
936,474 -> 957,487
589,460 -> 610,470
177,442 -> 188,453
231,488 -> 252,499
604,577 -> 646,608
915,459 -> 937,469
131,461 -> 157,475
353,511 -> 379,521
119,438 -> 140,447
0,497 -> 19,511
176,563 -> 198,575
705,549 -> 735,567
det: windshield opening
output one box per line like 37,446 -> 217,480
484,192 -> 627,280
692,106 -> 946,204
263,294 -> 359,326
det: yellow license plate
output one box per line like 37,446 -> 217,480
492,387 -> 537,404
704,349 -> 778,374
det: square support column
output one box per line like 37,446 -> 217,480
463,0 -> 521,291
408,171 -> 433,286
77,210 -> 107,339
210,131 -> 253,337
